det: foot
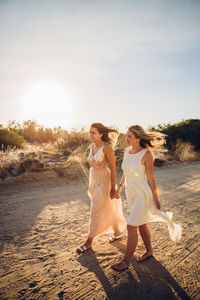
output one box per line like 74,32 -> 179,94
76,244 -> 91,254
137,251 -> 153,262
111,260 -> 129,272
108,234 -> 123,243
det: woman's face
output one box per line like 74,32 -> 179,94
126,130 -> 140,146
89,126 -> 102,143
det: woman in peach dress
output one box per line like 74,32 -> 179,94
76,123 -> 126,253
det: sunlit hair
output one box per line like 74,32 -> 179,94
128,125 -> 166,150
91,123 -> 118,146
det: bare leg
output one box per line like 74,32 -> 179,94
110,223 -> 122,237
113,228 -> 123,236
111,225 -> 138,271
139,224 -> 153,254
138,224 -> 153,261
123,225 -> 138,264
85,237 -> 93,248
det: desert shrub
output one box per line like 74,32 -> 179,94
150,119 -> 200,151
0,128 -> 26,149
58,130 -> 90,151
22,120 -> 57,143
2,120 -> 70,145
174,140 -> 198,162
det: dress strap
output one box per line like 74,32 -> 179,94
91,143 -> 104,157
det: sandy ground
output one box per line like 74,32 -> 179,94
0,162 -> 200,300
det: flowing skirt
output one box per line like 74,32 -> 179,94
126,180 -> 182,243
88,167 -> 126,238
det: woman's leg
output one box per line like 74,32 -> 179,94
85,237 -> 93,248
111,225 -> 138,271
111,225 -> 123,238
123,225 -> 138,264
139,224 -> 153,253
138,224 -> 153,261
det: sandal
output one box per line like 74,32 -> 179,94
111,260 -> 129,272
137,251 -> 153,262
108,234 -> 123,243
76,244 -> 91,254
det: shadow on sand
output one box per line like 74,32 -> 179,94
77,242 -> 191,300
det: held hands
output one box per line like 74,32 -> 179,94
110,187 -> 116,199
110,184 -> 123,199
115,186 -> 122,199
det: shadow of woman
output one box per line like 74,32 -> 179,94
132,257 -> 191,300
77,249 -> 117,299
109,241 -> 191,300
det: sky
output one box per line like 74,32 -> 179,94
0,0 -> 200,132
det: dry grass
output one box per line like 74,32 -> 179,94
0,134 -> 199,183
174,140 -> 198,162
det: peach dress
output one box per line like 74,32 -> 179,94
87,144 -> 126,238
122,147 -> 182,242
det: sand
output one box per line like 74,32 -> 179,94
0,161 -> 200,300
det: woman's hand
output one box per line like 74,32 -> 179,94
110,187 -> 116,199
115,186 -> 122,199
154,198 -> 161,210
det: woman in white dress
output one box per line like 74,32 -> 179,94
111,125 -> 182,271
77,123 -> 126,253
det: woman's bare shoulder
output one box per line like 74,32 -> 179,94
103,142 -> 114,153
143,150 -> 153,161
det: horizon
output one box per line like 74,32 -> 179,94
1,117 -> 199,135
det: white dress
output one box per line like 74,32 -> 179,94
87,144 -> 126,239
122,147 -> 182,243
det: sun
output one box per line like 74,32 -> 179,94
22,81 -> 72,128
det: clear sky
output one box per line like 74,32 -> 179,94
0,0 -> 200,132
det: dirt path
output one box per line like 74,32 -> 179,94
0,162 -> 200,299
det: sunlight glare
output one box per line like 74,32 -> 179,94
22,81 -> 72,128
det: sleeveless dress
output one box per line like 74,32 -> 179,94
87,144 -> 126,238
122,147 -> 182,243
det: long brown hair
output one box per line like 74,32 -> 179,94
128,125 -> 166,150
91,123 -> 118,145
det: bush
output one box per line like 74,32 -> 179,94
57,130 -> 90,151
0,128 -> 26,149
150,119 -> 200,151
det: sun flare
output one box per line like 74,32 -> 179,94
22,81 -> 72,128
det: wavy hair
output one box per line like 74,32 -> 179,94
91,123 -> 118,146
128,125 -> 166,150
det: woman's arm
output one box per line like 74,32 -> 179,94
115,173 -> 125,198
143,151 -> 161,210
103,144 -> 117,199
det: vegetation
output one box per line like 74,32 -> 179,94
150,119 -> 200,151
0,128 -> 26,149
0,120 -> 90,151
1,119 -> 199,152
0,119 -> 199,181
